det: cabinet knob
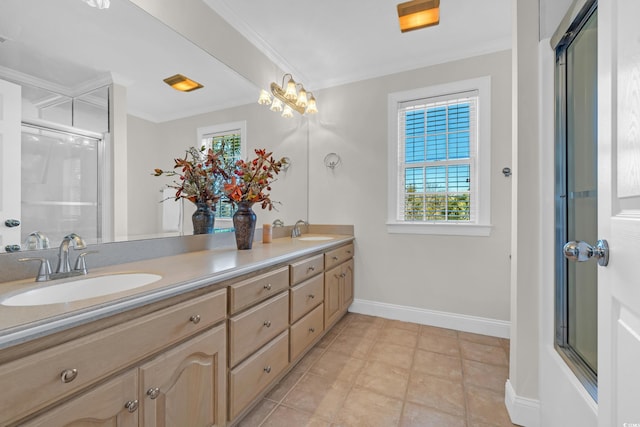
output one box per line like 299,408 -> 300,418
264,366 -> 272,374
332,256 -> 338,261
347,250 -> 352,254
263,320 -> 272,328
125,399 -> 139,413
60,368 -> 78,383
307,266 -> 315,272
189,314 -> 201,324
309,327 -> 315,333
308,294 -> 315,299
147,387 -> 160,399
264,283 -> 272,290
340,273 -> 347,278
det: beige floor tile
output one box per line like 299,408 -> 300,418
384,319 -> 421,332
459,341 -> 509,366
261,405 -> 332,427
309,350 -> 365,383
348,313 -> 386,327
368,341 -> 415,369
466,385 -> 515,426
334,386 -> 404,427
406,372 -> 466,417
265,368 -> 304,402
282,372 -> 351,420
413,349 -> 463,381
418,333 -> 461,357
328,333 -> 376,359
458,331 -> 504,347
400,402 -> 467,427
293,345 -> 327,373
420,325 -> 459,338
462,359 -> 509,393
377,327 -> 419,348
315,329 -> 340,349
355,360 -> 410,400
236,398 -> 277,427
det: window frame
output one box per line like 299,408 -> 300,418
197,121 -> 247,228
387,76 -> 492,236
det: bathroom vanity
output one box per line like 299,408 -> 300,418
0,230 -> 354,426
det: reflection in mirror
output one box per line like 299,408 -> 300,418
0,0 -> 263,253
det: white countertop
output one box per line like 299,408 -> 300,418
0,234 -> 354,350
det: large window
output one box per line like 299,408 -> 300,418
198,121 -> 246,223
387,77 -> 491,236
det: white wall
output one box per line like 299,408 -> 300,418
309,50 -> 513,323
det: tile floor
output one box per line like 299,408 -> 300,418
237,313 -> 517,427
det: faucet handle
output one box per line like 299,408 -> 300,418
74,251 -> 98,275
19,257 -> 52,282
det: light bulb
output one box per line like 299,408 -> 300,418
282,105 -> 294,118
284,79 -> 297,100
305,95 -> 318,114
257,89 -> 272,105
270,98 -> 283,112
296,88 -> 308,108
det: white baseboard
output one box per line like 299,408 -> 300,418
505,379 -> 541,427
349,298 -> 510,338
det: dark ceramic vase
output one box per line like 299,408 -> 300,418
192,202 -> 215,234
233,201 -> 256,249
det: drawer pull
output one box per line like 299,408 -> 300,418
309,327 -> 316,333
340,273 -> 347,278
264,283 -> 272,291
264,366 -> 272,374
147,387 -> 160,399
347,250 -> 352,254
60,368 -> 78,383
308,294 -> 315,299
189,314 -> 201,324
263,320 -> 272,328
332,256 -> 339,261
125,400 -> 139,413
307,266 -> 316,272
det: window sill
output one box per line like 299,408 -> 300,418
386,222 -> 492,237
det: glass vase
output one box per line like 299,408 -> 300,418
233,201 -> 256,249
192,202 -> 215,234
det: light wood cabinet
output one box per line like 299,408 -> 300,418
140,324 -> 226,427
324,256 -> 354,328
21,369 -> 139,427
228,266 -> 289,314
290,304 -> 324,361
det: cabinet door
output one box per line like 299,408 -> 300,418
21,369 -> 138,427
140,325 -> 226,427
324,265 -> 342,327
342,258 -> 354,310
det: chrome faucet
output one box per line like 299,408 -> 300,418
23,231 -> 50,250
291,220 -> 308,238
56,233 -> 87,274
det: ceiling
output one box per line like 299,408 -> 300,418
0,0 -> 512,123
204,0 -> 512,90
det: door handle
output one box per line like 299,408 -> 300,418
563,239 -> 609,266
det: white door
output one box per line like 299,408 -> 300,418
0,79 -> 21,252
598,0 -> 640,425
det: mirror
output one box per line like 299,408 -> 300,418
0,0 -> 309,253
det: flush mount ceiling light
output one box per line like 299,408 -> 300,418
258,74 -> 318,118
81,0 -> 110,9
397,0 -> 440,33
163,74 -> 204,92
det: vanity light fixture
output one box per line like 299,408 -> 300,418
163,74 -> 204,92
397,0 -> 440,33
257,73 -> 318,117
81,0 -> 110,9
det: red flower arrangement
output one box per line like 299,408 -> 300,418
224,148 -> 287,210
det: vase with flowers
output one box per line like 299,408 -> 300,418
224,148 -> 287,249
154,146 -> 228,234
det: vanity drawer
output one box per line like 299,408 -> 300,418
290,274 -> 324,323
290,303 -> 324,362
229,292 -> 288,367
229,330 -> 289,421
0,288 -> 227,425
325,243 -> 354,270
228,266 -> 289,314
290,254 -> 324,285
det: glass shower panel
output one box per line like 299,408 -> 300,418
565,11 -> 598,375
21,124 -> 101,247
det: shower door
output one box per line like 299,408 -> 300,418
554,2 -> 598,399
21,121 -> 103,247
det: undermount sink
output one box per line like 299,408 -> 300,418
297,236 -> 335,241
1,273 -> 163,307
